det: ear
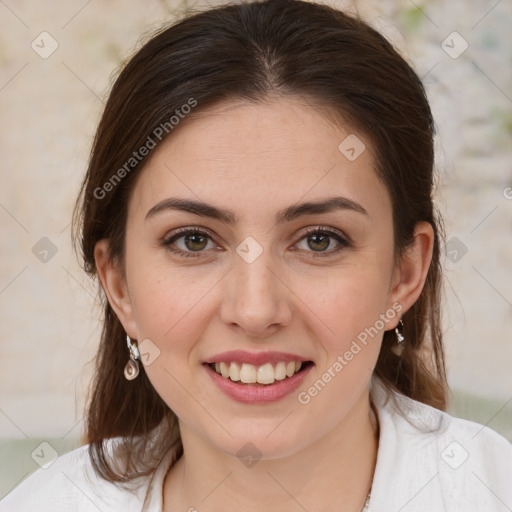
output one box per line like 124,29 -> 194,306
387,221 -> 434,327
94,239 -> 138,339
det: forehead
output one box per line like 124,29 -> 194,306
128,96 -> 390,224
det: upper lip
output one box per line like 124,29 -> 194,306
204,350 -> 311,366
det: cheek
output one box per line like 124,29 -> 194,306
312,261 -> 392,337
296,269 -> 389,403
128,255 -> 219,340
126,264 -> 216,416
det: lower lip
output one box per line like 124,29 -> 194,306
203,363 -> 313,404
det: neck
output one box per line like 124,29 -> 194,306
164,390 -> 379,512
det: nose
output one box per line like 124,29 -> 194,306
219,248 -> 293,339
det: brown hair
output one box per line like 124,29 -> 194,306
71,0 -> 448,484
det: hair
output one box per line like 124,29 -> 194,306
71,0 -> 449,484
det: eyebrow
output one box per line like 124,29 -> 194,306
145,195 -> 368,224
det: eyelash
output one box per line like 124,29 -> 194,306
160,226 -> 350,259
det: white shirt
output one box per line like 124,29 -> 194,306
2,377 -> 512,511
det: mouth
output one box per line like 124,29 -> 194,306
203,360 -> 314,386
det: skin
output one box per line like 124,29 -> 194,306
95,96 -> 433,512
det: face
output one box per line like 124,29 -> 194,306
96,96 -> 428,460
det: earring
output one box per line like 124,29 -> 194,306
391,320 -> 405,356
124,335 -> 141,380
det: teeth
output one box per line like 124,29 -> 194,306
220,361 -> 230,378
229,361 -> 241,381
240,363 -> 257,383
275,362 -> 287,380
211,360 -> 304,384
257,363 -> 275,384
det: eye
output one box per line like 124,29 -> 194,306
161,225 -> 350,259
161,227 -> 220,258
295,226 -> 350,257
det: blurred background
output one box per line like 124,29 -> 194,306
1,0 -> 511,499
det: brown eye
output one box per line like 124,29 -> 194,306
162,228 -> 218,258
181,233 -> 209,251
307,233 -> 331,252
296,227 -> 350,256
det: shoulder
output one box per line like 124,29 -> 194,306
370,378 -> 512,511
392,390 -> 512,468
406,397 -> 512,509
0,440 -> 149,512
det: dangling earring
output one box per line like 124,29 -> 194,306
391,319 -> 405,356
124,335 -> 141,380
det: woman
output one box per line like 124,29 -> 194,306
2,0 -> 511,511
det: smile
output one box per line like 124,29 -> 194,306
208,361 -> 307,385
203,360 -> 314,404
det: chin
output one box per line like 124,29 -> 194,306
211,425 -> 309,462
